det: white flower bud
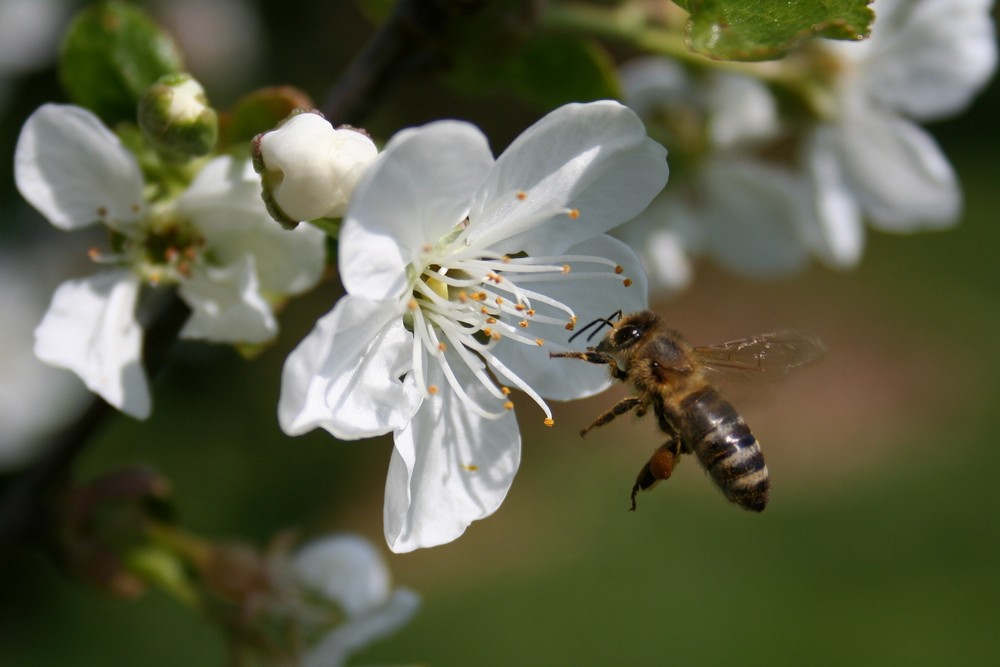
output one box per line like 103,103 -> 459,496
253,111 -> 378,227
138,73 -> 218,160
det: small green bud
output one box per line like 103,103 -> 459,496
138,73 -> 218,161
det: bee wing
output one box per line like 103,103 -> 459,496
694,331 -> 826,381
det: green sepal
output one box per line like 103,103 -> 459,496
59,1 -> 184,125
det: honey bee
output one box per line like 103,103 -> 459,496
550,310 -> 825,512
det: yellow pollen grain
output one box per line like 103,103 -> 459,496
407,299 -> 418,311
518,320 -> 529,328
516,191 -> 528,201
515,303 -> 526,312
486,317 -> 497,324
427,385 -> 439,395
562,265 -> 571,273
526,308 -> 536,317
480,306 -> 490,314
472,292 -> 487,302
501,386 -> 511,395
504,401 -> 515,410
543,418 -> 555,427
567,208 -> 580,219
482,328 -> 493,337
495,296 -> 504,305
623,278 -> 633,287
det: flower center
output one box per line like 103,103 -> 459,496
406,230 -> 633,424
98,209 -> 206,285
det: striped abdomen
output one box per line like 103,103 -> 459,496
676,387 -> 769,511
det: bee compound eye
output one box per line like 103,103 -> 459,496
615,325 -> 642,347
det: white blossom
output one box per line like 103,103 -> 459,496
804,0 -> 997,265
14,103 -> 326,418
619,0 -> 996,287
279,101 -> 667,552
291,534 -> 419,667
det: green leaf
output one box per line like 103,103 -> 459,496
679,0 -> 874,61
448,34 -> 620,111
59,1 -> 184,125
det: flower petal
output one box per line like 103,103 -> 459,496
804,127 -> 865,267
14,104 -> 144,231
178,255 -> 277,344
292,534 -> 392,616
464,100 -> 668,256
278,296 -> 422,439
340,121 -> 494,301
384,348 -> 520,552
695,157 -> 814,276
34,270 -> 150,419
835,108 -> 960,230
178,156 -> 326,295
861,0 -> 996,121
303,589 -> 420,667
490,235 -> 649,401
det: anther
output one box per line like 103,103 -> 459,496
543,418 -> 555,427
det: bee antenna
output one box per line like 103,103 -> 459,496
568,309 -> 623,343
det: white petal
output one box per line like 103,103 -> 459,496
616,183 -> 706,293
292,534 -> 392,616
14,104 -> 144,231
862,0 -> 996,120
339,121 -> 494,301
618,57 -> 690,119
836,109 -> 960,230
465,100 -> 669,256
804,128 -> 865,267
178,255 -> 277,344
302,589 -> 420,667
489,235 -> 649,401
278,296 -> 422,439
384,348 -> 520,552
697,157 -> 813,276
178,156 -> 326,295
707,72 -> 780,146
34,271 -> 150,419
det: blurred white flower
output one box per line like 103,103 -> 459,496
14,103 -> 326,419
291,534 -> 419,667
804,0 -> 997,265
255,112 -> 379,223
619,0 -> 996,288
618,60 -> 815,285
279,101 -> 667,552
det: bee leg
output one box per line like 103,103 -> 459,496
630,438 -> 681,511
580,397 -> 644,438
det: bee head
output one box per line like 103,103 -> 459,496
596,310 -> 662,353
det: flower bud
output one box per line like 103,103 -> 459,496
252,111 -> 378,229
138,73 -> 218,160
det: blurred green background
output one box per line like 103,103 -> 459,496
1,1 -> 998,665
